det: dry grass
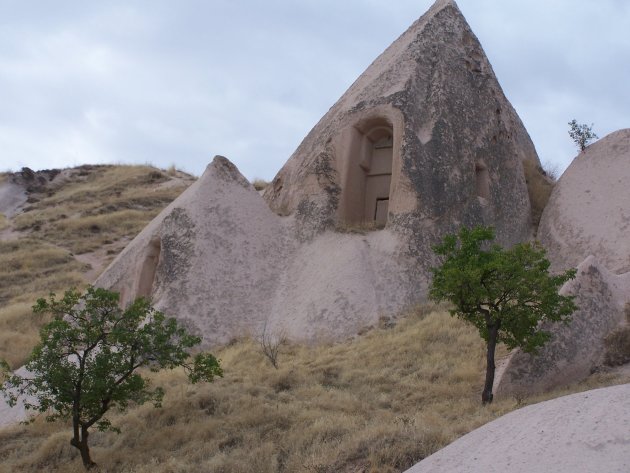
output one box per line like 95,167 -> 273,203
0,239 -> 87,306
1,305 -> 627,473
252,178 -> 270,191
12,165 -> 192,254
522,159 -> 555,231
0,239 -> 87,367
0,213 -> 8,231
0,164 -> 194,368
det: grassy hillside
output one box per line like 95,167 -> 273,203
0,163 -> 627,473
0,165 -> 194,368
0,305 -> 627,473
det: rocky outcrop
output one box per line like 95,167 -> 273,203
495,256 -> 630,396
264,0 -> 539,249
539,129 -> 630,274
96,0 -> 540,347
405,383 -> 630,473
96,156 -> 290,345
96,156 -> 420,345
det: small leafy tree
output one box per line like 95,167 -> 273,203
568,119 -> 598,151
429,226 -> 577,404
0,287 -> 223,470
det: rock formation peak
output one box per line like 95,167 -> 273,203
96,2 -> 541,347
264,0 -> 539,248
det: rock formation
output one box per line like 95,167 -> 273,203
404,383 -> 630,473
95,0 -> 541,346
96,157 -> 290,344
498,129 -> 630,395
495,256 -> 630,396
539,129 -> 630,274
264,0 -> 539,247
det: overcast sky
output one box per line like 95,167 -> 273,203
1,0 -> 628,180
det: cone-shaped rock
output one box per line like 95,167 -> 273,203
539,129 -> 630,274
264,0 -> 539,246
96,156 -> 289,344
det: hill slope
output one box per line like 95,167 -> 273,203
0,164 -> 194,368
0,164 -> 628,473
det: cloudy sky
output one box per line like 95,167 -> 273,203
1,0 -> 628,180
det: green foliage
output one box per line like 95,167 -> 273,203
0,287 -> 222,468
429,226 -> 577,403
568,119 -> 598,151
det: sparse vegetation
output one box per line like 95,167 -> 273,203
0,304 -> 627,472
522,159 -> 555,230
0,164 -> 193,369
11,165 -> 191,254
252,178 -> 270,191
259,322 -> 287,369
568,119 -> 598,151
0,213 -> 8,231
0,287 -> 222,470
430,226 -> 577,404
603,304 -> 630,367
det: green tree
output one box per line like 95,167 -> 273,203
568,119 -> 598,151
429,226 -> 577,404
0,287 -> 222,470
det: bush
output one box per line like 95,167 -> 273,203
568,119 -> 598,151
604,327 -> 630,366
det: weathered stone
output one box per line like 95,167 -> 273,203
539,129 -> 630,274
264,0 -> 539,250
96,156 -> 290,345
404,384 -> 630,473
495,256 -> 630,397
96,0 -> 540,347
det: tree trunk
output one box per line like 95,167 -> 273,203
70,423 -> 96,470
482,324 -> 498,405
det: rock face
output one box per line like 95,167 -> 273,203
264,0 -> 538,248
96,157 -> 289,344
404,383 -> 630,473
495,256 -> 630,396
96,156 -> 420,345
96,0 -> 540,346
539,129 -> 630,274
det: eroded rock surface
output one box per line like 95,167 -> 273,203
264,0 -> 539,250
96,156 -> 420,345
539,129 -> 630,274
96,0 -> 541,348
495,256 -> 630,396
405,384 -> 630,473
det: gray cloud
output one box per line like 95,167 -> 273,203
0,0 -> 628,179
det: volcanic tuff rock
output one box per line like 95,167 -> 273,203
405,383 -> 630,473
96,157 -> 290,344
539,129 -> 630,274
495,256 -> 630,396
264,0 -> 539,248
95,156 -> 418,345
96,0 -> 541,346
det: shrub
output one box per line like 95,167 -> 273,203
522,160 -> 555,230
568,119 -> 598,151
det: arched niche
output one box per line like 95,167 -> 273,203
475,161 -> 490,200
136,237 -> 161,299
338,118 -> 395,226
